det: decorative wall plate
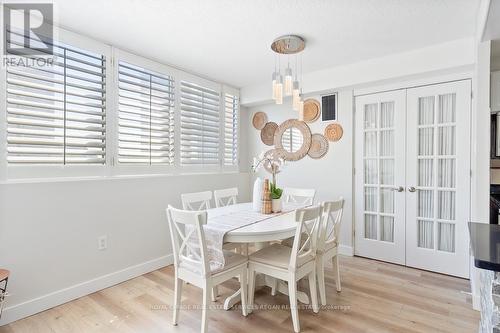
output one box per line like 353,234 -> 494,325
308,134 -> 329,159
252,112 -> 268,130
325,123 -> 343,142
260,122 -> 278,146
303,99 -> 321,123
274,119 -> 312,161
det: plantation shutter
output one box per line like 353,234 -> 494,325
117,62 -> 175,164
6,31 -> 106,164
223,93 -> 238,166
180,81 -> 221,166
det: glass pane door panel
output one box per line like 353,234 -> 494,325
364,132 -> 377,156
380,130 -> 394,156
438,159 -> 455,187
418,220 -> 434,249
418,159 -> 433,186
380,216 -> 394,242
437,191 -> 455,220
380,189 -> 394,214
380,102 -> 394,128
418,128 -> 434,155
418,96 -> 435,125
365,214 -> 377,240
438,94 -> 456,123
380,159 -> 394,184
364,187 -> 377,212
364,104 -> 378,129
438,222 -> 455,252
438,127 -> 455,155
364,159 -> 377,184
417,190 -> 434,218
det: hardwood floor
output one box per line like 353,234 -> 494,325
0,256 -> 479,333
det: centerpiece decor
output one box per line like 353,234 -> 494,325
252,150 -> 285,213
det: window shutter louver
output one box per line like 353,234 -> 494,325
117,62 -> 175,165
6,31 -> 106,164
224,93 -> 238,166
180,81 -> 221,166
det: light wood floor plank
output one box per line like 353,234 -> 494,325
0,256 -> 479,333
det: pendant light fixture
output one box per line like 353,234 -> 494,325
271,35 -> 305,115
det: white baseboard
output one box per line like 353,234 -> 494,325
0,254 -> 173,326
338,244 -> 354,256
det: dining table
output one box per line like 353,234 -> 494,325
206,202 -> 311,310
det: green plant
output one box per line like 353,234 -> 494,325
270,182 -> 283,200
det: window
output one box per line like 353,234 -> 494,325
6,30 -> 106,164
224,93 -> 238,166
117,61 -> 175,164
180,81 -> 221,166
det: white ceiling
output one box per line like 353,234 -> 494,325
52,0 -> 479,88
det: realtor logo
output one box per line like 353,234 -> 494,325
3,3 -> 53,55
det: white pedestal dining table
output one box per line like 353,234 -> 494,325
207,203 -> 311,310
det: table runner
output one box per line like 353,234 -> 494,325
203,202 -> 303,271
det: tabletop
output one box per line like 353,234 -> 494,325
206,202 -> 300,244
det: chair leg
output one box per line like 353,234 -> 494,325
270,277 -> 278,296
201,284 -> 210,333
247,265 -> 256,314
239,269 -> 248,317
288,278 -> 300,333
211,286 -> 218,301
317,258 -> 326,306
173,277 -> 183,325
308,271 -> 319,314
332,255 -> 341,292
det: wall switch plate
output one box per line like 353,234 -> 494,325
98,235 -> 107,250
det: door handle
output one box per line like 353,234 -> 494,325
393,186 -> 404,192
408,186 -> 416,192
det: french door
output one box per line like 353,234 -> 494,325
355,80 -> 471,278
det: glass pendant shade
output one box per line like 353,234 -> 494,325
292,81 -> 300,110
284,67 -> 293,96
275,74 -> 283,104
298,98 -> 304,120
272,72 -> 277,100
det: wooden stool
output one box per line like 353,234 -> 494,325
0,269 -> 10,319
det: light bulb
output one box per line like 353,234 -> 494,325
298,99 -> 304,120
292,81 -> 300,110
284,67 -> 293,96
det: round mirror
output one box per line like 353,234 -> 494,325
281,127 -> 304,153
274,119 -> 312,161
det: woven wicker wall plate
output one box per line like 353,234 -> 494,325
260,122 -> 278,146
252,112 -> 268,130
303,99 -> 321,123
274,119 -> 312,161
324,123 -> 343,142
308,134 -> 329,159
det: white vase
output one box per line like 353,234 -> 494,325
252,177 -> 263,212
272,198 -> 282,213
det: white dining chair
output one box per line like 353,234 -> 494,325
181,191 -> 212,210
166,205 -> 248,333
214,187 -> 238,208
316,198 -> 344,305
283,188 -> 316,205
247,205 -> 321,333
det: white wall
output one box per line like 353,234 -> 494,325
245,91 -> 354,254
0,172 -> 251,325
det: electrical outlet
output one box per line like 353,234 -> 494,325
98,235 -> 107,250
